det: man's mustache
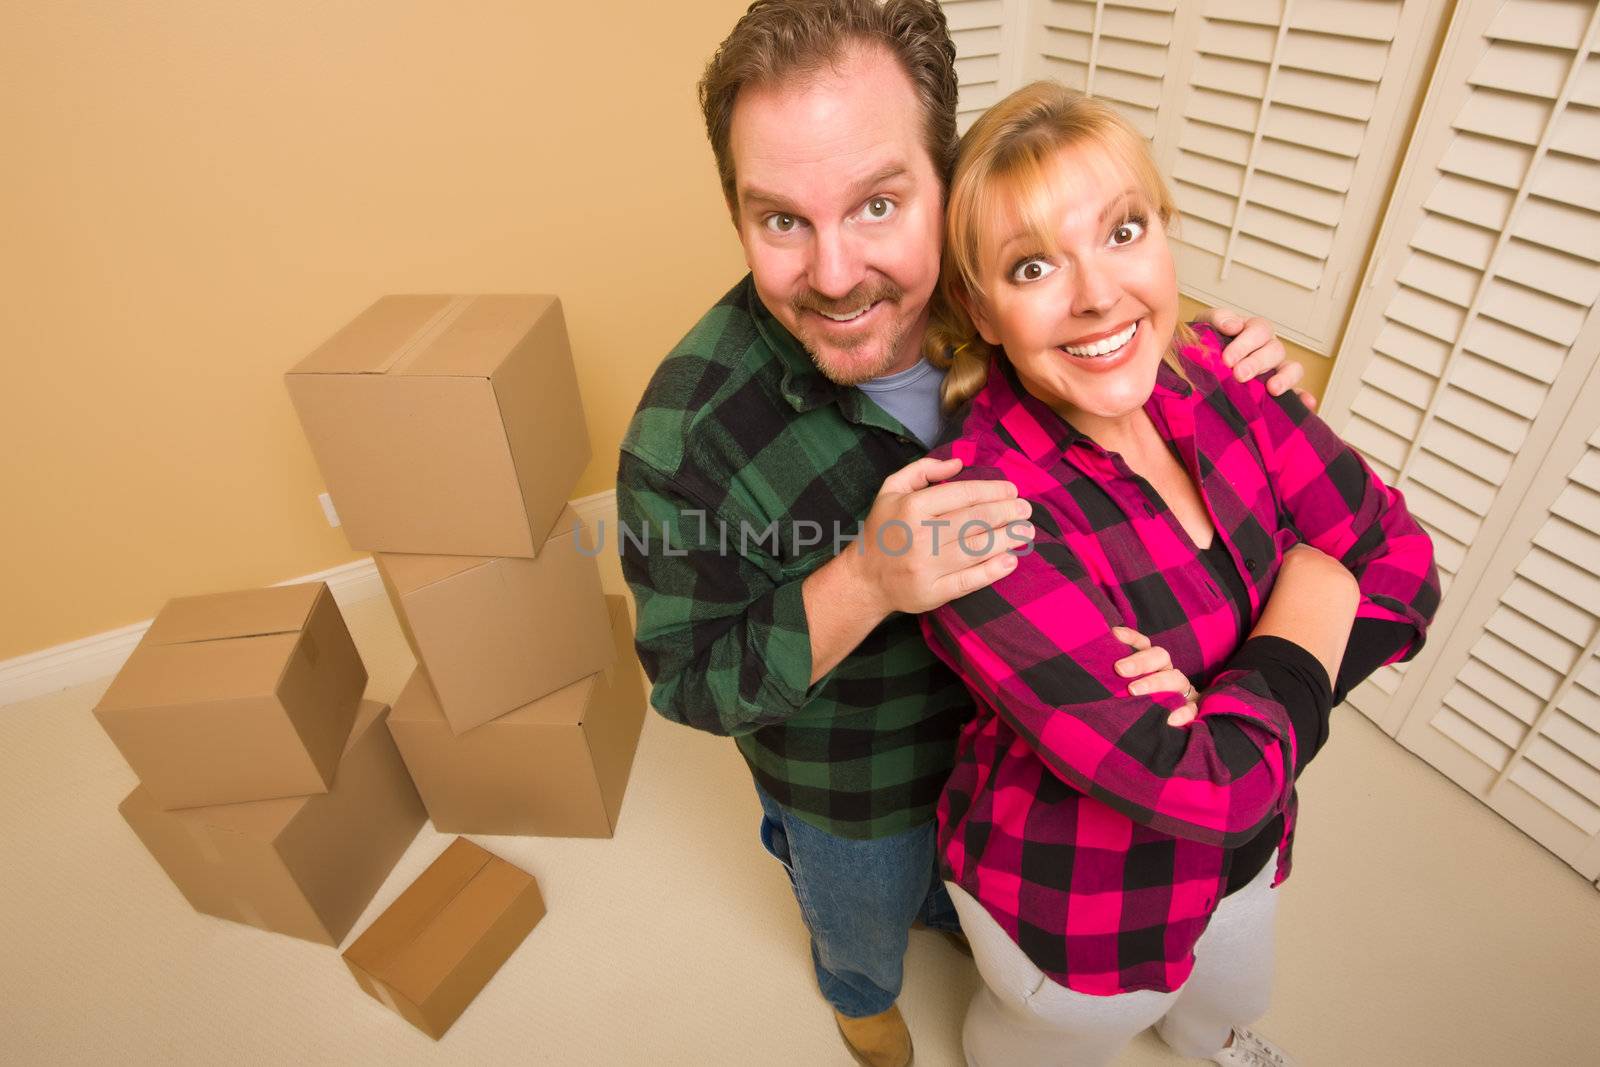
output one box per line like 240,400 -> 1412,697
792,282 -> 903,318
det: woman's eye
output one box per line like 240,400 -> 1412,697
1110,219 -> 1146,245
765,214 -> 799,234
863,197 -> 895,220
1010,257 -> 1056,283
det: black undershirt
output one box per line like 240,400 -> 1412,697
1197,540 -> 1291,894
1198,540 -> 1417,894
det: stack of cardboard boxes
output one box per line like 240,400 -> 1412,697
285,293 -> 647,839
98,582 -> 426,945
95,292 -> 638,1039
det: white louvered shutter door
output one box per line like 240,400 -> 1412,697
1156,0 -> 1447,352
1319,0 -> 1600,878
1027,0 -> 1182,142
1397,379 -> 1600,879
943,0 -> 1030,131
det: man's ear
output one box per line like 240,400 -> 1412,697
956,283 -> 1000,347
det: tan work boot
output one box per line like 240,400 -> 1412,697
833,1003 -> 913,1067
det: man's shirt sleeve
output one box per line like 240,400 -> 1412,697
616,451 -> 831,737
921,521 -> 1297,850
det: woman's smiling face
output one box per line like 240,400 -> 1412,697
964,143 -> 1180,437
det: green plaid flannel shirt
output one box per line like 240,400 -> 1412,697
618,276 -> 972,839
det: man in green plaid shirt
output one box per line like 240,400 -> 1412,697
617,3 -> 1303,1063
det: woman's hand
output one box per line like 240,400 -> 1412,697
1112,626 -> 1199,727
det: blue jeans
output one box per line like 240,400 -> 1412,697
754,781 -> 962,1018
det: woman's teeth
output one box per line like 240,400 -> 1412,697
1061,321 -> 1137,358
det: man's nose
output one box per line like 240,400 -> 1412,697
807,225 -> 866,300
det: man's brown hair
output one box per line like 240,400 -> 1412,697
698,0 -> 960,217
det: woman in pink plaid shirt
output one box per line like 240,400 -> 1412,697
918,83 -> 1439,1067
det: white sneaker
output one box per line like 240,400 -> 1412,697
1208,1026 -> 1296,1067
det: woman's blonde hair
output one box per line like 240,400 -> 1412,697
927,81 -> 1193,409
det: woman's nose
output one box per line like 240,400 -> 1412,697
1071,257 -> 1120,318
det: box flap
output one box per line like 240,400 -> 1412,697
375,553 -> 491,597
181,785 -> 308,841
343,838 -> 492,982
96,633 -> 300,714
287,295 -> 460,375
288,295 -> 562,380
396,295 -> 560,379
143,584 -> 323,646
497,672 -> 596,728
177,699 -> 391,841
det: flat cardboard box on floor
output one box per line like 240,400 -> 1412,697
284,293 -> 590,558
118,700 -> 425,945
387,595 -> 646,837
95,582 -> 365,810
344,837 -> 545,1040
375,507 -> 614,734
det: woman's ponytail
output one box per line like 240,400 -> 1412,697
924,285 -> 997,411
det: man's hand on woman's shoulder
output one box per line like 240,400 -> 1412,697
844,455 -> 1036,617
1191,306 -> 1318,411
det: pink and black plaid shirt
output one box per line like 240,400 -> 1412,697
921,326 -> 1438,995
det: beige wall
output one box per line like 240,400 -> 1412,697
0,1 -> 751,660
1,3 -> 1359,663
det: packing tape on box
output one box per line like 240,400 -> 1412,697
378,295 -> 477,374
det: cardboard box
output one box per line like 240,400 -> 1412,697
95,582 -> 365,810
343,837 -> 545,1040
284,294 -> 590,558
387,596 -> 647,837
375,508 -> 613,734
118,700 -> 425,945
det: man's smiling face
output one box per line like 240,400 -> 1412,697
728,42 -> 944,386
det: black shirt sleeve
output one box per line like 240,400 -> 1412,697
1222,634 -> 1334,775
1217,634 -> 1332,896
1333,618 -> 1420,705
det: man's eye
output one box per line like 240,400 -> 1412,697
1110,219 -> 1146,246
765,214 -> 799,234
1010,257 -> 1056,283
863,197 -> 895,220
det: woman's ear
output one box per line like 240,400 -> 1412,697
956,283 -> 1001,347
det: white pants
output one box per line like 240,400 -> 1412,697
946,855 -> 1279,1067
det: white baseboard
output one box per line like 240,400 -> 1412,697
0,488 -> 619,709
570,486 -> 619,537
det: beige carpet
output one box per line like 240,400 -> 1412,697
5,585 -> 1600,1066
